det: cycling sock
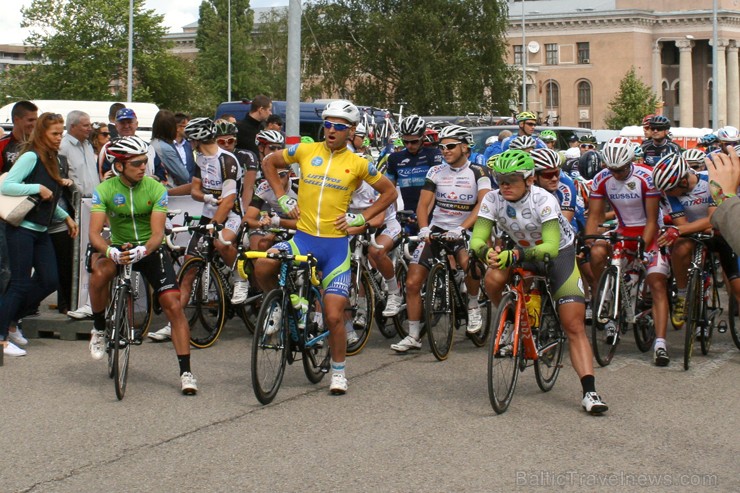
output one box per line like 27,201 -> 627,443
92,311 -> 106,332
468,297 -> 479,309
386,276 -> 400,295
654,338 -> 666,350
580,374 -> 596,396
177,354 -> 191,375
408,321 -> 421,340
331,360 -> 346,377
677,288 -> 687,298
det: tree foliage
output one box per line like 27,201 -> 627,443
0,0 -> 198,111
301,0 -> 514,115
605,67 -> 659,130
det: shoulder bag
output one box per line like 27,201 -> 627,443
0,173 -> 39,227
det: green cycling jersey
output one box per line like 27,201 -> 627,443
91,176 -> 168,246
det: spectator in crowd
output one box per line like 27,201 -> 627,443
482,129 -> 512,163
60,110 -> 99,197
265,114 -> 283,132
220,113 -> 237,124
148,109 -> 190,194
236,95 -> 272,155
48,153 -> 78,314
98,108 -> 138,180
106,103 -> 125,140
0,113 -> 78,357
89,122 -> 110,158
0,100 -> 38,172
174,112 -> 196,179
707,149 -> 740,254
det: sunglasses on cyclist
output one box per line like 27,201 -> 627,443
217,137 -> 236,145
438,142 -> 462,151
126,157 -> 148,167
537,169 -> 560,180
649,127 -> 667,131
523,121 -> 537,127
495,173 -> 525,185
268,145 -> 284,151
579,144 -> 595,149
323,120 -> 350,132
403,138 -> 422,145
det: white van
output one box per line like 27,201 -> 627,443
0,100 -> 159,140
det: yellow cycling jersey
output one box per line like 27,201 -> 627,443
283,142 -> 382,237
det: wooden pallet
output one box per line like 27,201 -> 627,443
20,315 -> 93,341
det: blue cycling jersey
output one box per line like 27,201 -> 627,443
386,146 -> 442,212
501,134 -> 547,152
555,172 -> 586,232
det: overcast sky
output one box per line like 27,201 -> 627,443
1,0 -> 288,45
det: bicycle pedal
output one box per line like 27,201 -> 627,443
717,321 -> 728,334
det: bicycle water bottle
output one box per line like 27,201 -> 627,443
525,289 -> 541,328
290,294 -> 308,329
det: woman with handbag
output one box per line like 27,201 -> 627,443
0,113 -> 78,357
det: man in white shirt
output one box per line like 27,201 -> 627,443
60,110 -> 99,197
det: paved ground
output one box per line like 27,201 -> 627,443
2,308 -> 738,492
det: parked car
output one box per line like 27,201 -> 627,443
468,126 -> 594,154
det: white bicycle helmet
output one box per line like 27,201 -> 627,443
255,129 -> 285,146
602,137 -> 635,169
716,126 -> 740,142
399,115 -> 426,136
530,148 -> 561,170
652,153 -> 689,191
354,123 -> 367,137
185,117 -> 216,141
321,100 -> 360,124
485,135 -> 498,146
565,147 -> 581,160
438,124 -> 473,145
105,136 -> 149,162
509,135 -> 536,150
681,148 -> 706,166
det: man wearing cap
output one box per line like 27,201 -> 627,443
501,111 -> 546,152
98,108 -> 139,180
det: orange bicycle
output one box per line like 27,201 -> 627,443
487,257 -> 566,414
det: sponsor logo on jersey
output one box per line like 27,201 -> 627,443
506,204 -> 516,219
626,181 -> 636,190
91,191 -> 101,205
113,193 -> 126,206
159,193 -> 169,207
480,202 -> 490,214
368,163 -> 378,177
287,144 -> 299,156
541,206 -> 551,217
311,156 -> 323,167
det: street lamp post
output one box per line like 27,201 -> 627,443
227,0 -> 232,102
712,0 -> 718,128
521,0 -> 527,112
126,0 -> 133,102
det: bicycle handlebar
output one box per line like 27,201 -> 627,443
243,251 -> 320,286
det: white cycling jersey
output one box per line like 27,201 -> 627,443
590,164 -> 660,228
479,185 -> 575,251
251,179 -> 298,219
424,161 -> 491,231
194,147 -> 243,218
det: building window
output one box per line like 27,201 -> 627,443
545,44 -> 558,65
578,80 -> 592,106
545,80 -> 559,108
578,122 -> 591,129
577,42 -> 590,64
514,45 -> 523,65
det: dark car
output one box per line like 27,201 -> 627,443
469,126 -> 594,154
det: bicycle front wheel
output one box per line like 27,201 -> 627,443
346,269 -> 375,356
488,293 -> 520,414
683,269 -> 702,370
534,295 -> 564,392
392,261 -> 410,338
425,263 -> 455,361
700,270 -> 718,356
131,271 -> 154,339
112,286 -> 132,401
251,289 -> 288,404
179,257 -> 227,348
302,286 -> 330,383
631,269 -> 655,353
468,288 -> 492,347
592,267 -> 621,367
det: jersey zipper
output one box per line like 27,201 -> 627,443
129,186 -> 140,244
315,151 -> 334,235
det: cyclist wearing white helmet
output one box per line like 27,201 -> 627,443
501,111 -> 546,152
509,135 -> 537,153
88,135 -> 199,395
532,148 -> 586,233
256,99 -> 398,395
654,153 -> 740,334
681,148 -> 707,171
214,119 -> 260,226
586,137 -> 672,367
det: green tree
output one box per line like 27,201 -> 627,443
605,67 -> 659,130
252,7 -> 289,99
195,0 -> 266,104
301,0 -> 514,115
0,0 -> 195,111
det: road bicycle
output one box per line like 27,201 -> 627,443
583,231 -> 655,366
249,250 -> 330,405
424,232 -> 492,361
681,233 -> 727,370
104,263 -> 137,400
487,256 -> 566,414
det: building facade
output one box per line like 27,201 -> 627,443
506,0 -> 740,128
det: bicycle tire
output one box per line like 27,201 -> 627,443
237,304 -> 257,335
425,263 -> 455,361
105,295 -> 115,379
179,257 -> 227,348
346,269 -> 375,356
591,267 -> 621,367
631,269 -> 655,353
374,268 -> 397,339
251,289 -> 288,404
729,295 -> 740,350
112,285 -> 132,401
131,272 -> 153,339
700,270 -> 717,356
302,286 -> 330,383
468,288 -> 492,347
683,269 -> 702,370
534,294 -> 564,392
392,261 -> 410,338
487,293 -> 520,414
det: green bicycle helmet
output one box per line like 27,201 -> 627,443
486,153 -> 499,170
493,150 -> 535,178
516,111 -> 537,123
539,129 -> 557,142
300,136 -> 315,143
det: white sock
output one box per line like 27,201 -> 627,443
331,360 -> 346,377
468,297 -> 479,309
408,321 -> 421,340
386,275 -> 400,295
654,338 -> 666,350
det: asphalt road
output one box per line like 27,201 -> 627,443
2,310 -> 738,493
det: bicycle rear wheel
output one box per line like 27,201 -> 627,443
112,286 -> 132,401
488,293 -> 520,414
302,286 -> 330,383
251,289 -> 288,404
392,261 -> 410,338
631,269 -> 655,352
179,257 -> 227,348
346,269 -> 375,356
534,295 -> 564,392
131,271 -> 153,339
683,269 -> 702,370
468,288 -> 492,347
592,267 -> 621,367
425,263 -> 455,361
700,271 -> 717,356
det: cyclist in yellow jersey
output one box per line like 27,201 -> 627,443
257,100 -> 397,395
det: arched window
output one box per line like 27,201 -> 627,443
545,80 -> 559,108
577,80 -> 591,106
